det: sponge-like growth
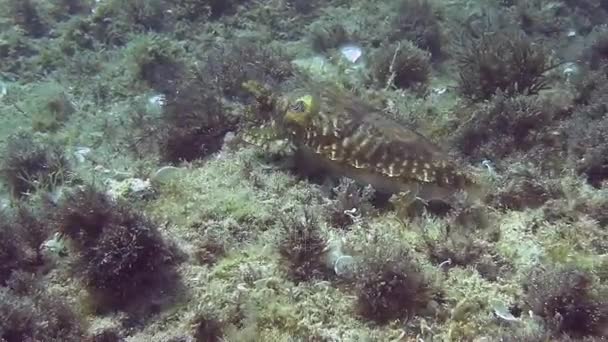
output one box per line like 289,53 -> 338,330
55,185 -> 178,312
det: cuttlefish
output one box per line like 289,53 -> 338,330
242,81 -> 482,208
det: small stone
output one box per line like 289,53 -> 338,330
106,177 -> 153,200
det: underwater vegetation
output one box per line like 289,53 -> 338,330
2,0 -> 608,340
525,266 -> 608,337
1,131 -> 70,198
371,40 -> 432,91
278,208 -> 330,283
354,251 -> 432,325
0,283 -> 84,342
54,185 -> 181,312
455,29 -> 557,101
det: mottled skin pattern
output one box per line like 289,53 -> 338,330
243,81 -> 478,203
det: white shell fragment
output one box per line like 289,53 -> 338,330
0,81 -> 7,100
41,233 -> 67,257
333,255 -> 356,278
562,62 -> 578,82
151,165 -> 183,186
340,44 -> 363,63
148,94 -> 166,107
491,300 -> 520,323
73,146 -> 92,163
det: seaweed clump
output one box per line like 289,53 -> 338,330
173,0 -> 244,20
371,40 -> 431,91
126,34 -> 185,93
325,178 -> 376,230
456,31 -> 556,101
0,209 -> 46,285
0,285 -> 84,342
159,65 -> 238,163
1,131 -> 70,198
453,93 -> 567,165
191,313 -> 224,342
27,82 -> 75,132
278,209 -> 331,283
488,167 -> 563,211
5,0 -> 47,38
388,0 -> 442,58
525,267 -> 608,338
55,185 -> 180,312
202,39 -> 294,101
566,79 -> 608,188
355,253 -> 432,324
588,26 -> 608,69
310,22 -> 350,53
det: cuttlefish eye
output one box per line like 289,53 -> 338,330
290,100 -> 307,113
284,94 -> 318,127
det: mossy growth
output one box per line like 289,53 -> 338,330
455,31 -> 556,102
371,40 -> 431,91
1,131 -> 70,198
125,34 -> 185,92
25,82 -> 75,132
55,184 -> 180,312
